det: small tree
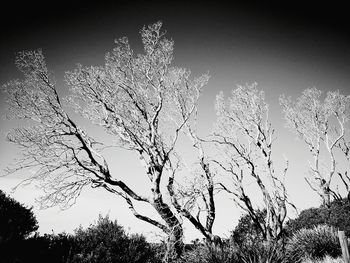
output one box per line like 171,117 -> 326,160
72,215 -> 157,263
231,209 -> 266,246
0,190 -> 39,262
0,190 -> 38,245
213,83 -> 292,242
280,88 -> 350,207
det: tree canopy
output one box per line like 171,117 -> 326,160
280,88 -> 350,207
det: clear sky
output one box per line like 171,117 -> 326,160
0,1 -> 349,242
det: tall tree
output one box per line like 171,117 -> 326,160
2,22 -> 215,261
213,83 -> 291,241
280,88 -> 350,207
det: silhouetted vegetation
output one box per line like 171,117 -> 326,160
0,190 -> 39,262
1,192 -> 350,263
1,233 -> 76,263
0,190 -> 38,243
71,215 -> 159,263
0,214 -> 160,263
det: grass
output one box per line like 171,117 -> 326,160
286,225 -> 342,262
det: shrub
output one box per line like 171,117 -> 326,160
0,232 -> 76,263
327,200 -> 350,236
285,207 -> 327,234
229,210 -> 288,263
236,240 -> 287,263
286,225 -> 341,262
286,199 -> 350,236
179,240 -> 288,263
0,190 -> 39,262
231,210 -> 266,246
0,190 -> 38,244
15,233 -> 76,263
179,242 -> 238,263
71,214 -> 158,263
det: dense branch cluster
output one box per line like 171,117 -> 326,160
213,84 -> 290,240
280,88 -> 350,206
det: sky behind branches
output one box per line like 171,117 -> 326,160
0,1 -> 349,242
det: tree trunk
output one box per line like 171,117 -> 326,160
152,190 -> 184,262
338,230 -> 350,263
163,223 -> 184,263
320,180 -> 331,208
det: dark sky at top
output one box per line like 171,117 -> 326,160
1,0 -> 350,162
1,1 -> 349,83
2,1 -> 349,56
2,1 -> 349,35
2,0 -> 349,121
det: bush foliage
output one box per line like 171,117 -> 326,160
0,213 -> 160,263
179,240 -> 289,263
0,190 -> 38,244
286,225 -> 341,262
0,190 -> 39,262
179,243 -> 238,263
1,194 -> 348,263
71,215 -> 158,263
286,199 -> 350,236
231,209 -> 266,246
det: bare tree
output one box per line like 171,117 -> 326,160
2,22 -> 212,262
212,83 -> 291,242
280,88 -> 350,207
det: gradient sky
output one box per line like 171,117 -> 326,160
1,1 -> 350,242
